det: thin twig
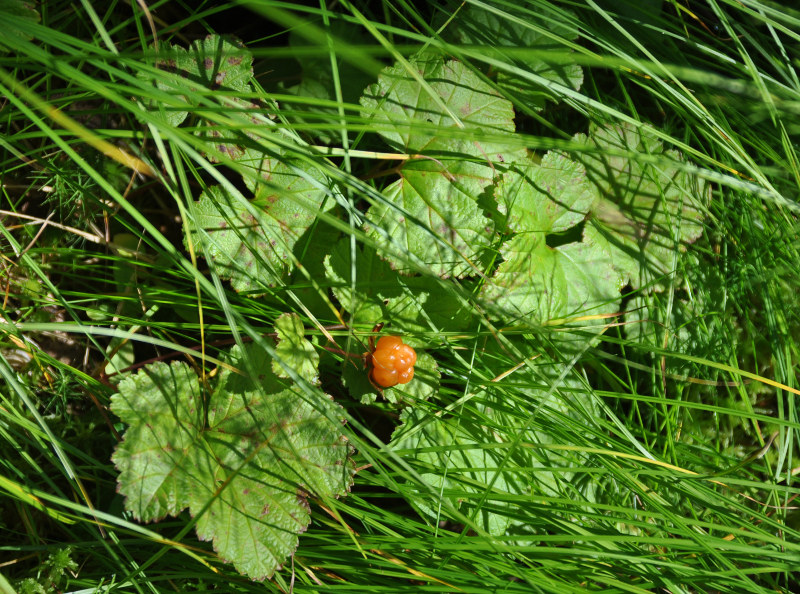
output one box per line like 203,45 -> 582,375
19,212 -> 55,257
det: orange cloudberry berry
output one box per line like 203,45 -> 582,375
369,335 -> 417,388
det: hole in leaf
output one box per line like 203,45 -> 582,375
546,220 -> 584,248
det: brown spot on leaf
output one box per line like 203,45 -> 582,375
296,489 -> 311,513
156,58 -> 177,72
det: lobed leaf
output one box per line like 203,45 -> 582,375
581,123 -> 710,289
495,150 -> 596,234
364,158 -> 498,278
138,35 -> 254,128
360,55 -> 524,277
189,158 -> 329,293
110,344 -> 355,580
110,361 -> 203,522
360,54 -> 520,158
324,238 -> 409,327
481,150 -> 624,330
482,224 -> 624,328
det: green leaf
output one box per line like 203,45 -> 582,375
481,151 -> 624,329
324,238 -> 403,326
481,228 -> 620,326
365,158 -> 498,278
110,361 -> 203,522
323,239 -> 445,404
189,167 -> 329,292
495,151 -> 597,234
272,313 -> 319,383
360,54 -> 528,277
110,344 -> 355,580
289,219 -> 342,319
582,123 -> 710,289
324,238 -> 472,333
360,55 -> 521,158
455,4 -> 583,111
138,35 -> 254,128
282,78 -> 338,144
196,97 -> 273,164
391,406 -> 519,535
244,152 -> 332,208
390,394 -> 576,534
